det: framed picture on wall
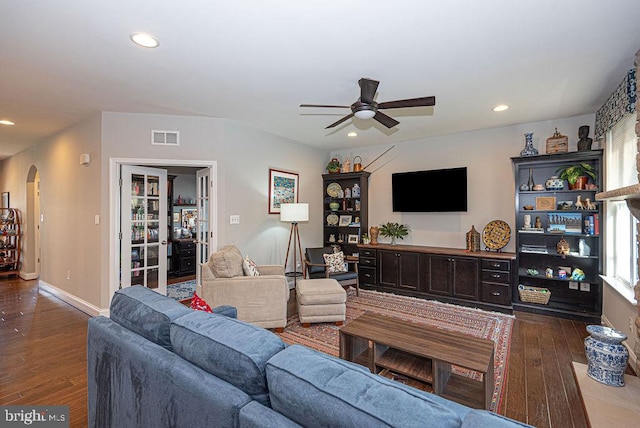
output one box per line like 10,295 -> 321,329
173,212 -> 180,223
347,234 -> 359,244
268,168 -> 299,214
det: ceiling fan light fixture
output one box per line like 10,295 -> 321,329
130,32 -> 160,48
354,110 -> 376,120
0,119 -> 15,126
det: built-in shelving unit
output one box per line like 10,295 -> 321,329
512,150 -> 603,322
322,171 -> 370,255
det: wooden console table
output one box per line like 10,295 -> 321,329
339,312 -> 495,409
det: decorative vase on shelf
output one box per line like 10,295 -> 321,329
578,239 -> 591,257
527,168 -> 535,190
520,133 -> 539,157
585,325 -> 628,386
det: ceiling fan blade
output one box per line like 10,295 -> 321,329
326,113 -> 355,129
378,96 -> 436,110
300,104 -> 350,108
373,111 -> 399,128
359,78 -> 379,104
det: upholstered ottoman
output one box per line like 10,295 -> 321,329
296,278 -> 347,327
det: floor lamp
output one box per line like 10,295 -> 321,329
281,203 -> 309,287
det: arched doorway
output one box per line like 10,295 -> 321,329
24,166 -> 40,279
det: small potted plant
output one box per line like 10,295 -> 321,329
361,233 -> 370,245
326,158 -> 341,174
556,163 -> 597,190
379,222 -> 410,245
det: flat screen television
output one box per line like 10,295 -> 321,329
392,167 -> 467,212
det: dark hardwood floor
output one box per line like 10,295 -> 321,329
0,277 -> 619,427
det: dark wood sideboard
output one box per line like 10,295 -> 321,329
357,243 -> 516,313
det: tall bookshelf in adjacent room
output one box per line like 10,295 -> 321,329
0,208 -> 21,278
322,171 -> 370,257
512,150 -> 603,322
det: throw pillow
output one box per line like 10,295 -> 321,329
243,255 -> 260,276
323,251 -> 347,273
190,292 -> 213,313
208,245 -> 244,278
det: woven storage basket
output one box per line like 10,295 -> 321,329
518,284 -> 551,304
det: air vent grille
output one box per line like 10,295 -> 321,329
152,130 -> 180,146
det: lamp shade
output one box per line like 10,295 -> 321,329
280,203 -> 309,222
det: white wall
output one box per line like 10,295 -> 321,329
331,114 -> 596,252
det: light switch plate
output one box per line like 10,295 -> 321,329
230,215 -> 240,225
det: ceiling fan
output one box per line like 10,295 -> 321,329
300,78 -> 436,129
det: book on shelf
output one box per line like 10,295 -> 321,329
521,244 -> 548,254
519,228 -> 544,233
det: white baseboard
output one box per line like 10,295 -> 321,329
20,271 -> 39,280
602,314 -> 638,373
38,280 -> 109,317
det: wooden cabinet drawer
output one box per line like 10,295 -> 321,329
481,270 -> 510,284
481,259 -> 510,271
180,257 -> 196,271
359,257 -> 376,267
180,241 -> 196,250
360,248 -> 377,258
181,248 -> 195,258
481,283 -> 511,305
359,266 -> 377,285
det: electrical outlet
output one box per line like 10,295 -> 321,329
230,215 -> 240,225
66,270 -> 71,280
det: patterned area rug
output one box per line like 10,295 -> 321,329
167,279 -> 196,301
276,288 -> 514,413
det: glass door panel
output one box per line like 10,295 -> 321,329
121,165 -> 167,294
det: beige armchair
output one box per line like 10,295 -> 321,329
197,246 -> 290,331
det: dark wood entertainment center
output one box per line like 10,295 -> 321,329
357,243 -> 516,313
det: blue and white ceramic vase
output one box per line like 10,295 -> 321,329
584,325 -> 629,386
520,133 -> 539,157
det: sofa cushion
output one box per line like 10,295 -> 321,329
209,245 -> 244,278
170,311 -> 286,406
266,345 -> 464,428
109,285 -> 191,351
243,255 -> 260,277
462,410 -> 532,427
323,251 -> 347,273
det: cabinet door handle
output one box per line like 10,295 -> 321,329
491,263 -> 501,268
491,274 -> 501,278
491,292 -> 501,296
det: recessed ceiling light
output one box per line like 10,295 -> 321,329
347,132 -> 357,137
493,104 -> 509,112
130,32 -> 159,48
0,119 -> 15,126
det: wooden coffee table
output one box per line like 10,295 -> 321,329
339,312 -> 495,409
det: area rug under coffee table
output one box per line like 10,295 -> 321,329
275,288 -> 513,413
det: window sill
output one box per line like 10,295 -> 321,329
601,275 -> 637,305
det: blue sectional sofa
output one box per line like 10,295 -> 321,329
87,286 -> 530,427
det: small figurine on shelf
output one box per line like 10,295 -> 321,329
343,156 -> 351,173
577,125 -> 593,151
177,194 -> 183,205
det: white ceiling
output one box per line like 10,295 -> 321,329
1,1 -> 640,160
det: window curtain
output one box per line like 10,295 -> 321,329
594,68 -> 636,140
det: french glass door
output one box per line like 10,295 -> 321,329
121,165 -> 168,294
195,167 -> 211,286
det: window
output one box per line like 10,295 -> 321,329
604,112 -> 638,289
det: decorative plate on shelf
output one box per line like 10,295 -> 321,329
326,182 -> 342,198
482,220 -> 511,251
326,213 -> 339,226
